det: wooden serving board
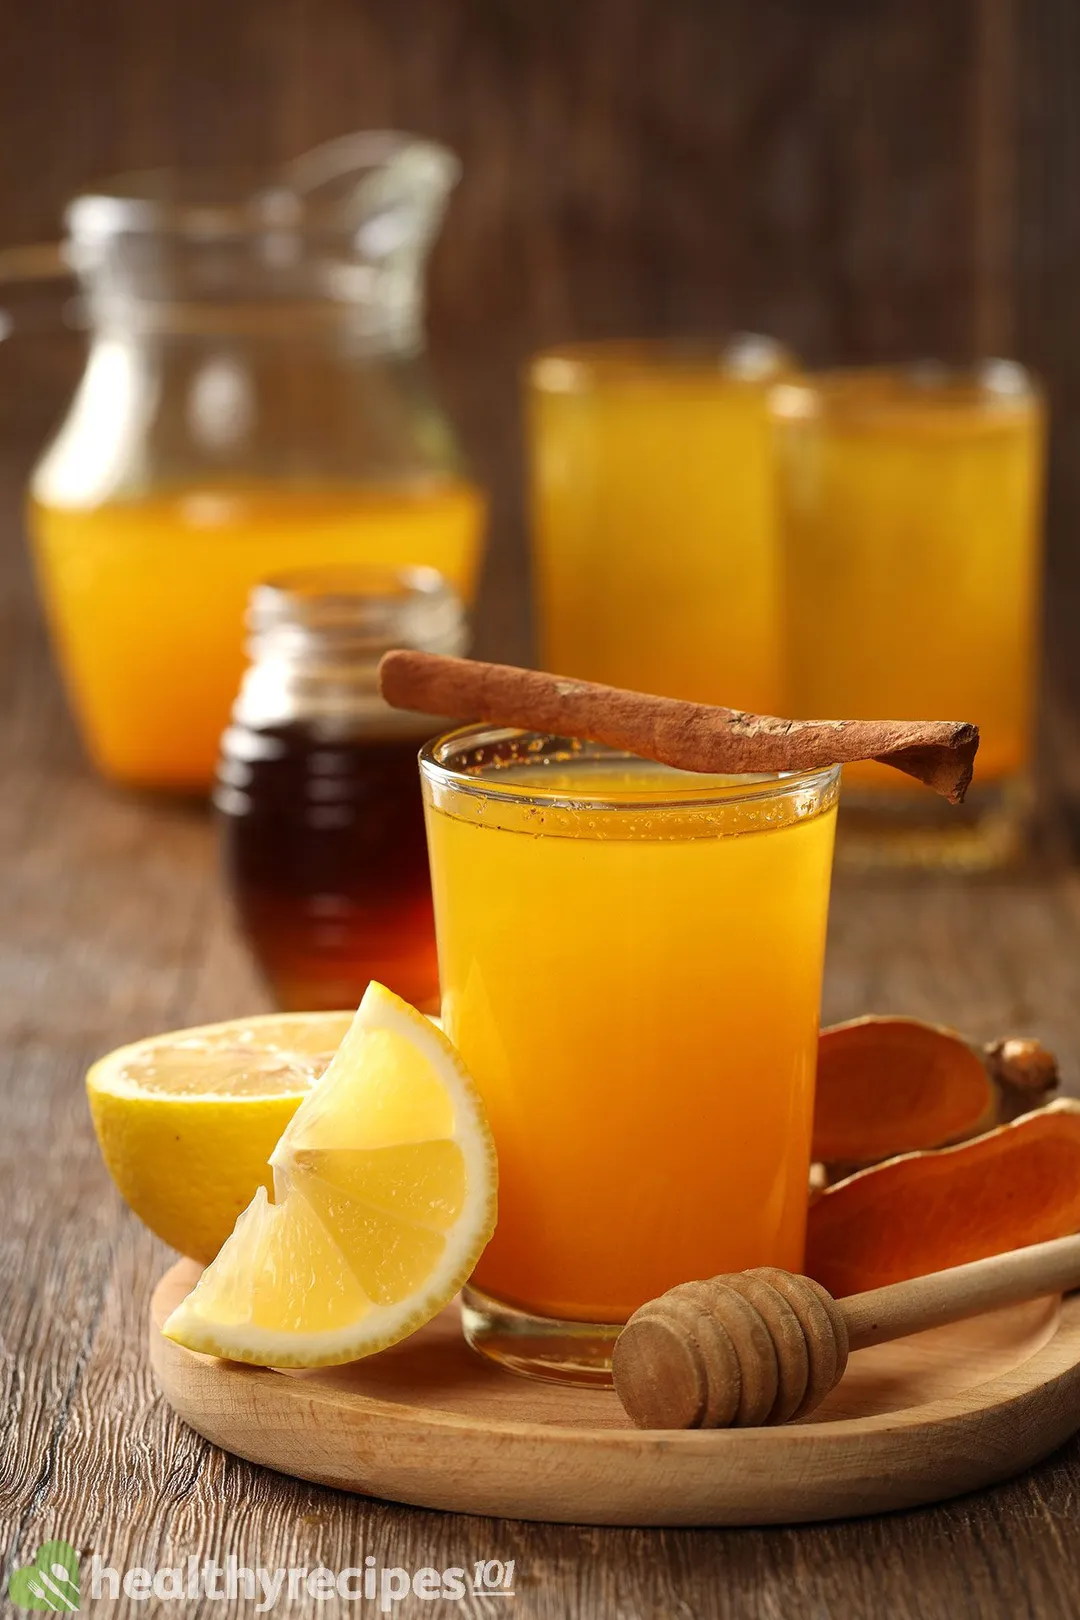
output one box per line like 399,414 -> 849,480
150,1259 -> 1080,1526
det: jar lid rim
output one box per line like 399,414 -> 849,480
247,563 -> 467,660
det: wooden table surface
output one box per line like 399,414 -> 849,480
4,425 -> 1080,1620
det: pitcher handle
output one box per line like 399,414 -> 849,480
0,242 -> 71,339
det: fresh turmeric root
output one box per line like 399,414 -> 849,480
806,1099 -> 1080,1296
805,1016 -> 1068,1294
812,1016 -> 1058,1172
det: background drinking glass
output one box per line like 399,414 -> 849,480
421,728 -> 839,1385
775,363 -> 1046,869
20,132 -> 486,793
529,336 -> 794,714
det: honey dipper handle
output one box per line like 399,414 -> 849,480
840,1233 -> 1080,1350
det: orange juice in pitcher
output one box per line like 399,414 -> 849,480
19,134 -> 486,791
31,480 -> 482,789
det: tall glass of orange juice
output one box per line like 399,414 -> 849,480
21,134 -> 486,792
421,727 -> 839,1384
529,337 -> 795,715
775,363 -> 1045,868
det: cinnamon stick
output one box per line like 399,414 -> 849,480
378,651 -> 980,803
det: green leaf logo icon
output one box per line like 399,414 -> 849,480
7,1542 -> 80,1611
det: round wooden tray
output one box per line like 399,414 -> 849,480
150,1259 -> 1080,1526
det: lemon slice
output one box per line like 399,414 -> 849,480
162,982 -> 497,1367
87,1011 -> 352,1264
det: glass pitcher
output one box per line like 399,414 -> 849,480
5,132 -> 485,792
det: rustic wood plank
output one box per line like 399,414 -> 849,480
0,0 -> 1001,357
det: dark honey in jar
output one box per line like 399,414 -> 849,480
216,566 -> 464,1014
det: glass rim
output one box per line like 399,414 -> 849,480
64,132 -> 459,242
527,333 -> 793,390
772,358 -> 1040,416
419,724 -> 843,814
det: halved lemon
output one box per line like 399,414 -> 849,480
87,1011 -> 351,1263
162,982 -> 497,1367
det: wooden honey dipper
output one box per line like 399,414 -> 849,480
611,1234 -> 1080,1429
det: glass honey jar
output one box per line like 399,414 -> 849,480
215,565 -> 465,1014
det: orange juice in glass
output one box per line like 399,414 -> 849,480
529,337 -> 794,715
421,728 -> 839,1383
776,363 -> 1045,868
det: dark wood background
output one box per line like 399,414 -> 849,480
1,0 -> 1078,683
5,4 -> 1080,1617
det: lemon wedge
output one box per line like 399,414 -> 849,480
87,1011 -> 351,1263
162,982 -> 497,1367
